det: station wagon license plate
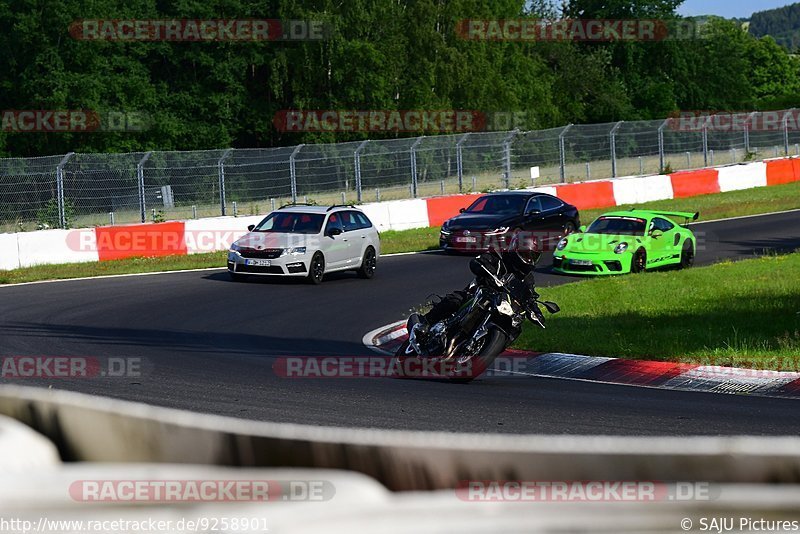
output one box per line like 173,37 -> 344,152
569,259 -> 593,266
245,259 -> 271,267
455,237 -> 478,243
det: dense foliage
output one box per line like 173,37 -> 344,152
749,2 -> 800,51
1,0 -> 799,157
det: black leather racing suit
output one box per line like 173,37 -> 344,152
423,250 -> 537,326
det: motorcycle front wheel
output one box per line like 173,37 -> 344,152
392,328 -> 508,383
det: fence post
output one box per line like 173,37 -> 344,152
502,129 -> 518,188
456,133 -> 470,193
658,119 -> 668,173
55,152 -> 75,229
218,148 -> 233,216
354,140 -> 369,203
783,110 -> 793,156
744,112 -> 757,154
702,116 -> 711,167
558,124 -> 573,183
136,152 -> 152,223
410,137 -> 424,198
610,121 -> 623,178
289,144 -> 304,203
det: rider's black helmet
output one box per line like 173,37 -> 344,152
507,232 -> 541,266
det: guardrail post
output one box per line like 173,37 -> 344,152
558,124 -> 573,183
136,152 -> 152,223
218,148 -> 233,216
610,121 -> 623,178
354,140 -> 369,203
456,133 -> 470,193
502,129 -> 518,188
289,144 -> 304,203
410,137 -> 424,198
55,152 -> 75,229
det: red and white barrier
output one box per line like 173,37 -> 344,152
1,158 -> 798,269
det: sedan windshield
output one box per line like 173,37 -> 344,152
466,195 -> 526,214
587,216 -> 646,236
254,212 -> 325,234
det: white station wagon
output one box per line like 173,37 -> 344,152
227,204 -> 381,284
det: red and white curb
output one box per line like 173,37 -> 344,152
363,322 -> 800,399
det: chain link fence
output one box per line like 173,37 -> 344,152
2,109 -> 799,231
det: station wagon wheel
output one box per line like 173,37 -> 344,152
357,246 -> 377,279
631,248 -> 647,273
307,252 -> 325,285
680,239 -> 695,269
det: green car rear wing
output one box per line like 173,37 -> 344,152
653,211 -> 700,226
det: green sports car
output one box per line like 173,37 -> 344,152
552,210 -> 699,276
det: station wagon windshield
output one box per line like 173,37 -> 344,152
254,212 -> 325,234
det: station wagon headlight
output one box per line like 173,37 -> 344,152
229,243 -> 242,255
441,220 -> 452,234
614,242 -> 629,254
556,238 -> 568,250
281,247 -> 307,256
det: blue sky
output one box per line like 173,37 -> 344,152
678,0 -> 798,19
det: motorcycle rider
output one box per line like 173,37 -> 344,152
408,231 -> 543,341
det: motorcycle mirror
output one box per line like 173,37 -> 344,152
541,301 -> 560,314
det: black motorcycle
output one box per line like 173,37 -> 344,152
393,252 -> 559,382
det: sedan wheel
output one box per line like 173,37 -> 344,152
680,240 -> 695,269
631,248 -> 647,273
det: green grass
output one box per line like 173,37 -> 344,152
579,180 -> 800,225
517,252 -> 800,368
1,181 -> 799,285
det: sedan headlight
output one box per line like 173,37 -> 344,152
614,242 -> 629,254
486,226 -> 509,236
229,243 -> 242,255
556,238 -> 568,251
281,247 -> 307,256
442,220 -> 452,231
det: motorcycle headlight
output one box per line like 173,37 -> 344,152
556,238 -> 568,251
281,247 -> 307,256
614,242 -> 629,254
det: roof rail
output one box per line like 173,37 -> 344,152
326,204 -> 357,212
279,202 -> 317,209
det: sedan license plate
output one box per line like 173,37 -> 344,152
245,259 -> 272,267
569,259 -> 593,267
455,236 -> 478,243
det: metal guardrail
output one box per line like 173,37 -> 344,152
3,110 -> 800,230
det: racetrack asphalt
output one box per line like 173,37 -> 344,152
1,210 -> 799,436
